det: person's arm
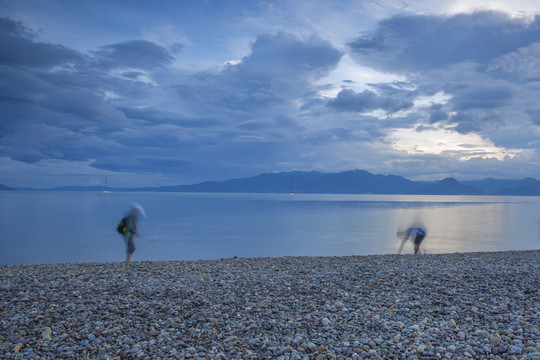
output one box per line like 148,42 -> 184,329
398,229 -> 412,254
398,239 -> 406,254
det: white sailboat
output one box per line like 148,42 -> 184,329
102,176 -> 112,194
289,175 -> 294,197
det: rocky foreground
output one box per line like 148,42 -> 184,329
1,250 -> 539,359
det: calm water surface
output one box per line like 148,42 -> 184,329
1,191 -> 539,264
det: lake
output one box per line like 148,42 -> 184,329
0,191 -> 539,265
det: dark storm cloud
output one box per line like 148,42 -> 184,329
348,11 -> 540,73
327,88 -> 414,114
0,17 -> 82,69
93,40 -> 174,70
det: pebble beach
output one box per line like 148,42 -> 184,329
1,250 -> 539,359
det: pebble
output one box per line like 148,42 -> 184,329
0,250 -> 538,359
490,335 -> 501,344
41,326 -> 52,340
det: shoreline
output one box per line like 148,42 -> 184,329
1,250 -> 539,359
2,248 -> 540,267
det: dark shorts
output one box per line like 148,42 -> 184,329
414,234 -> 425,245
126,235 -> 136,254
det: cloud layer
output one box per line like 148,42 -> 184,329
1,4 -> 540,187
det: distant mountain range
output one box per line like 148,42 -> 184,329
7,169 -> 540,195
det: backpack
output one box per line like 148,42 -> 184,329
117,217 -> 127,235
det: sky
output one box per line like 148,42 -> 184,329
1,0 -> 540,188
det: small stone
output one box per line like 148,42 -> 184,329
214,353 -> 228,360
13,343 -> 22,353
41,327 -> 52,340
509,346 -> 522,355
277,345 -> 294,355
448,319 -> 457,328
224,336 -> 237,343
490,336 -> 501,344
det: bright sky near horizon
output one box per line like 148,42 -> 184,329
1,0 -> 540,188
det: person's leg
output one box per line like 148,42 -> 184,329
125,235 -> 135,262
413,234 -> 425,255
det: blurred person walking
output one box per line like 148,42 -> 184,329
117,202 -> 146,262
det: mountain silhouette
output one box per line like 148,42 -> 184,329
19,170 -> 540,195
132,170 -> 538,195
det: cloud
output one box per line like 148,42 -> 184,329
0,64 -> 127,130
90,155 -> 190,174
215,32 -> 343,103
2,6 -> 540,188
343,10 -> 540,164
120,107 -> 220,128
240,32 -> 343,80
488,42 -> 540,82
449,86 -> 514,111
428,103 -> 448,123
76,32 -> 343,177
1,123 -> 116,163
0,17 -> 82,69
93,40 -> 175,70
348,11 -> 540,73
327,88 -> 414,114
527,109 -> 540,126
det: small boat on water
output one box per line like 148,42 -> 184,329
102,176 -> 112,194
289,175 -> 294,197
